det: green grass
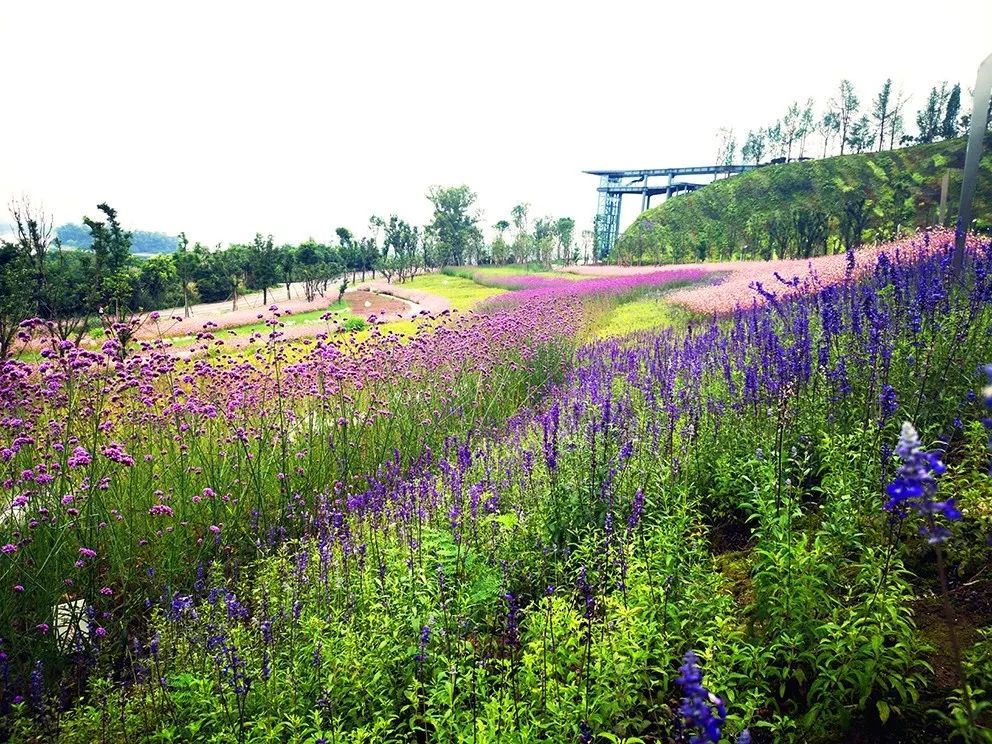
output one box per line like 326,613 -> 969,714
595,295 -> 677,338
219,300 -> 350,337
472,265 -> 586,281
400,274 -> 505,312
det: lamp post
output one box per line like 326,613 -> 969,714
952,52 -> 992,276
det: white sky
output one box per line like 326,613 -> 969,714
2,0 -> 990,246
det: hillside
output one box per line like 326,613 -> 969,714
616,135 -> 992,264
56,223 -> 178,254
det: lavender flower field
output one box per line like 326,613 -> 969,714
2,234 -> 992,742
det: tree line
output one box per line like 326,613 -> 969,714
0,187 -> 577,357
721,77 -> 983,168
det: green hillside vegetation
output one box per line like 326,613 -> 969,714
615,135 -> 992,264
57,223 -> 178,254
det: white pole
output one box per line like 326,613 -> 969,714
952,52 -> 992,276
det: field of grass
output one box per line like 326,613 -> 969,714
595,292 -> 678,338
219,301 -> 351,336
473,265 -> 586,281
401,272 -> 506,311
3,241 -> 992,743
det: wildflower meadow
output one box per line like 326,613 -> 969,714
2,231 -> 992,742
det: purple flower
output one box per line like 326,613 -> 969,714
415,625 -> 430,669
628,488 -> 646,531
504,593 -> 520,648
885,422 -> 958,543
67,446 -> 92,468
30,660 -> 44,714
579,721 -> 593,744
100,442 -> 134,467
677,651 -> 726,744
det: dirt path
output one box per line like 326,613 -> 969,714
136,281 -> 344,339
356,280 -> 451,316
344,290 -> 413,321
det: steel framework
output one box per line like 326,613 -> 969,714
585,164 -> 758,259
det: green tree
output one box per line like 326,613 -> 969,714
871,78 -> 893,151
796,100 -> 815,158
137,254 -> 180,309
510,203 -> 530,238
335,227 -> 361,278
846,115 -> 873,153
490,235 -> 510,265
0,241 -> 33,357
554,217 -> 575,264
174,232 -> 198,317
781,105 -> 800,161
83,203 -> 136,321
425,185 -> 481,267
381,216 -> 419,281
818,111 -> 840,157
41,241 -> 90,343
839,194 -> 871,250
7,197 -> 53,318
248,233 -> 279,304
190,243 -> 231,303
766,121 -> 784,160
941,83 -> 961,140
742,129 -> 766,164
279,244 -> 296,300
511,232 -> 534,264
915,83 -> 948,144
715,127 -> 737,170
295,240 -> 342,301
831,80 -> 859,155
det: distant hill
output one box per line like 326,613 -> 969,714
616,135 -> 992,264
56,223 -> 178,254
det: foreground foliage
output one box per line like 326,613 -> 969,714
1,237 -> 992,741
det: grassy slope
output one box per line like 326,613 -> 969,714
402,274 -> 506,311
619,135 -> 992,263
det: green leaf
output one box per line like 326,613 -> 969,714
876,700 -> 890,724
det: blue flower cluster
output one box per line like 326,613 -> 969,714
884,421 -> 959,543
677,651 -> 726,744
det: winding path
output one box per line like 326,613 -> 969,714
356,279 -> 452,317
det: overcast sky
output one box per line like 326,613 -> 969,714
1,1 -> 990,246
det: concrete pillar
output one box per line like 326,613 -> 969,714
953,51 -> 992,276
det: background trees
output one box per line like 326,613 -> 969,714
248,233 -> 279,304
614,135 -> 992,265
730,76 -> 975,167
425,185 -> 481,268
8,197 -> 53,318
0,241 -> 32,357
832,79 -> 860,156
